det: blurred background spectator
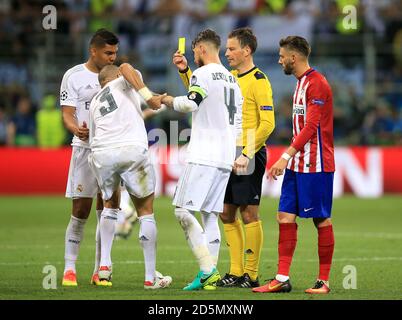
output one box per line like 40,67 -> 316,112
36,94 -> 66,148
0,0 -> 401,147
0,104 -> 8,146
7,95 -> 36,146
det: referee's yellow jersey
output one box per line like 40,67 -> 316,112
179,66 -> 275,158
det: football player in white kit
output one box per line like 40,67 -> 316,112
161,29 -> 243,290
88,63 -> 172,289
60,29 -> 119,286
114,106 -> 167,240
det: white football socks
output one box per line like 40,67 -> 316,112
175,208 -> 214,274
93,209 -> 102,274
138,214 -> 157,282
99,208 -> 118,267
276,274 -> 290,282
201,211 -> 221,267
64,215 -> 87,273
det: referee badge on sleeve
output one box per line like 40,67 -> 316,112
260,105 -> 273,111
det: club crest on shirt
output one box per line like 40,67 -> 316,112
76,184 -> 83,193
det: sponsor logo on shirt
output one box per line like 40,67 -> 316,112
293,104 -> 305,115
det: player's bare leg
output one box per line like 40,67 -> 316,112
253,212 -> 296,293
131,193 -> 171,289
305,217 -> 334,294
217,204 -> 244,287
62,198 -> 93,286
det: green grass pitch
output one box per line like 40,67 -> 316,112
0,196 -> 401,300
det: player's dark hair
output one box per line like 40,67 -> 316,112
279,36 -> 311,58
192,29 -> 221,50
90,28 -> 119,48
228,27 -> 257,54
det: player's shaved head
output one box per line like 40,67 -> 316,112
99,65 -> 120,87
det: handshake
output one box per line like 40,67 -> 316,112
139,87 -> 174,111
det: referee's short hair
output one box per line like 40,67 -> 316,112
279,36 -> 311,58
228,27 -> 257,54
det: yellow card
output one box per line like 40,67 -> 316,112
178,37 -> 186,54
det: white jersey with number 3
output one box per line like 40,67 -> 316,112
89,76 -> 148,151
60,63 -> 101,149
186,63 -> 243,170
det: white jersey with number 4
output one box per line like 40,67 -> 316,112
186,63 -> 243,170
89,76 -> 148,151
60,63 -> 101,149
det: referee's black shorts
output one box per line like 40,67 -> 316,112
224,146 -> 267,206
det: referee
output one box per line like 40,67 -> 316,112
173,27 -> 275,288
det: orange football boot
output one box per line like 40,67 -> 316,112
252,278 -> 292,293
305,280 -> 330,294
90,273 -> 101,285
62,270 -> 77,287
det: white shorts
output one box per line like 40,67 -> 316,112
173,163 -> 231,213
88,146 -> 155,201
65,146 -> 99,199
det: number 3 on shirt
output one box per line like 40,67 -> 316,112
99,87 -> 118,116
224,87 -> 236,125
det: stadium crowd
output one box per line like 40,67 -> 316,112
0,0 -> 402,147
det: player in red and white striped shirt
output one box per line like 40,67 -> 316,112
253,36 -> 335,294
